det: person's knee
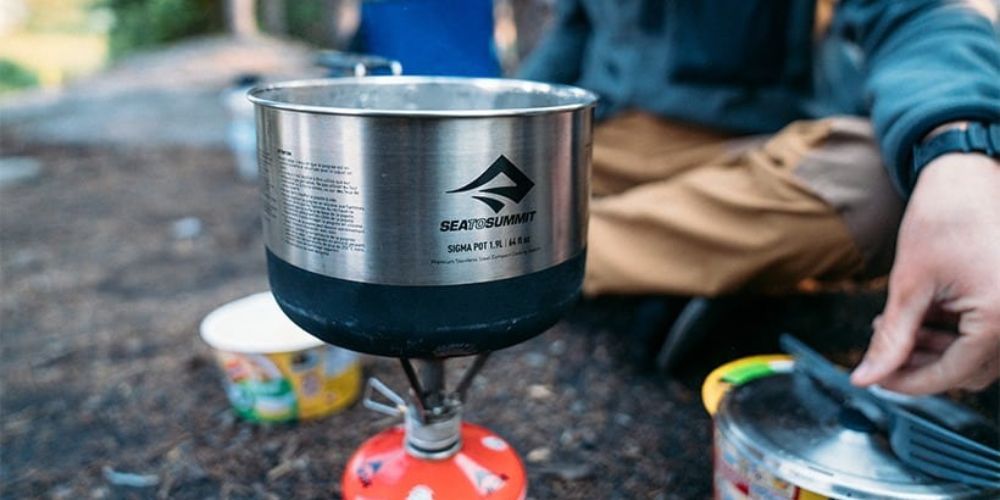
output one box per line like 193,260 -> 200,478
786,116 -> 904,279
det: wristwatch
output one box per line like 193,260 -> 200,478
912,121 -> 1000,183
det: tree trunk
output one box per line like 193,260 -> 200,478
260,0 -> 287,35
226,0 -> 258,37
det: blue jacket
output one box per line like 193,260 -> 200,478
355,0 -> 501,77
518,0 -> 1000,194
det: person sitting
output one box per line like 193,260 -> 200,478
518,0 -> 1000,394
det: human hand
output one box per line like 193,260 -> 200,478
850,153 -> 1000,394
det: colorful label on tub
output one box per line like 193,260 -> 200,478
714,427 -> 828,500
215,346 -> 361,422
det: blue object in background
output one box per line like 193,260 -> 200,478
356,0 -> 502,77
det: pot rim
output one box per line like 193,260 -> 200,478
247,76 -> 598,118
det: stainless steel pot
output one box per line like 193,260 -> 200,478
248,77 -> 596,358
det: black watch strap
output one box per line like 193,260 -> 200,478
912,122 -> 1000,183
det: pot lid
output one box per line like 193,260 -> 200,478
717,373 -> 989,499
200,292 -> 325,354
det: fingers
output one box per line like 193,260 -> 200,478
913,327 -> 958,354
960,354 -> 999,391
900,350 -> 939,371
897,328 -> 956,371
878,334 -> 1000,394
851,282 -> 934,386
921,306 -> 960,332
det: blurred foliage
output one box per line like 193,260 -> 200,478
103,0 -> 225,58
102,0 -> 338,58
0,58 -> 41,93
0,1 -> 108,87
282,0 -> 334,47
22,0 -> 110,33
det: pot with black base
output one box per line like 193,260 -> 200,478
249,77 -> 594,359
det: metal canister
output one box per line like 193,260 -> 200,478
341,422 -> 527,500
703,356 -> 988,499
341,362 -> 527,499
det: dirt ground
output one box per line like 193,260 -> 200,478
3,134 -> 995,500
1,36 -> 997,499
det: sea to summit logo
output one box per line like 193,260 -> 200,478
447,155 -> 534,213
439,155 -> 538,233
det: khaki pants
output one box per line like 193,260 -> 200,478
584,112 -> 905,297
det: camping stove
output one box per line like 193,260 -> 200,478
342,356 -> 527,499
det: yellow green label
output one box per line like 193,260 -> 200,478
215,346 -> 361,423
702,355 -> 793,416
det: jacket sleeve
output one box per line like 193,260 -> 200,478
838,0 -> 1000,195
516,0 -> 590,84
